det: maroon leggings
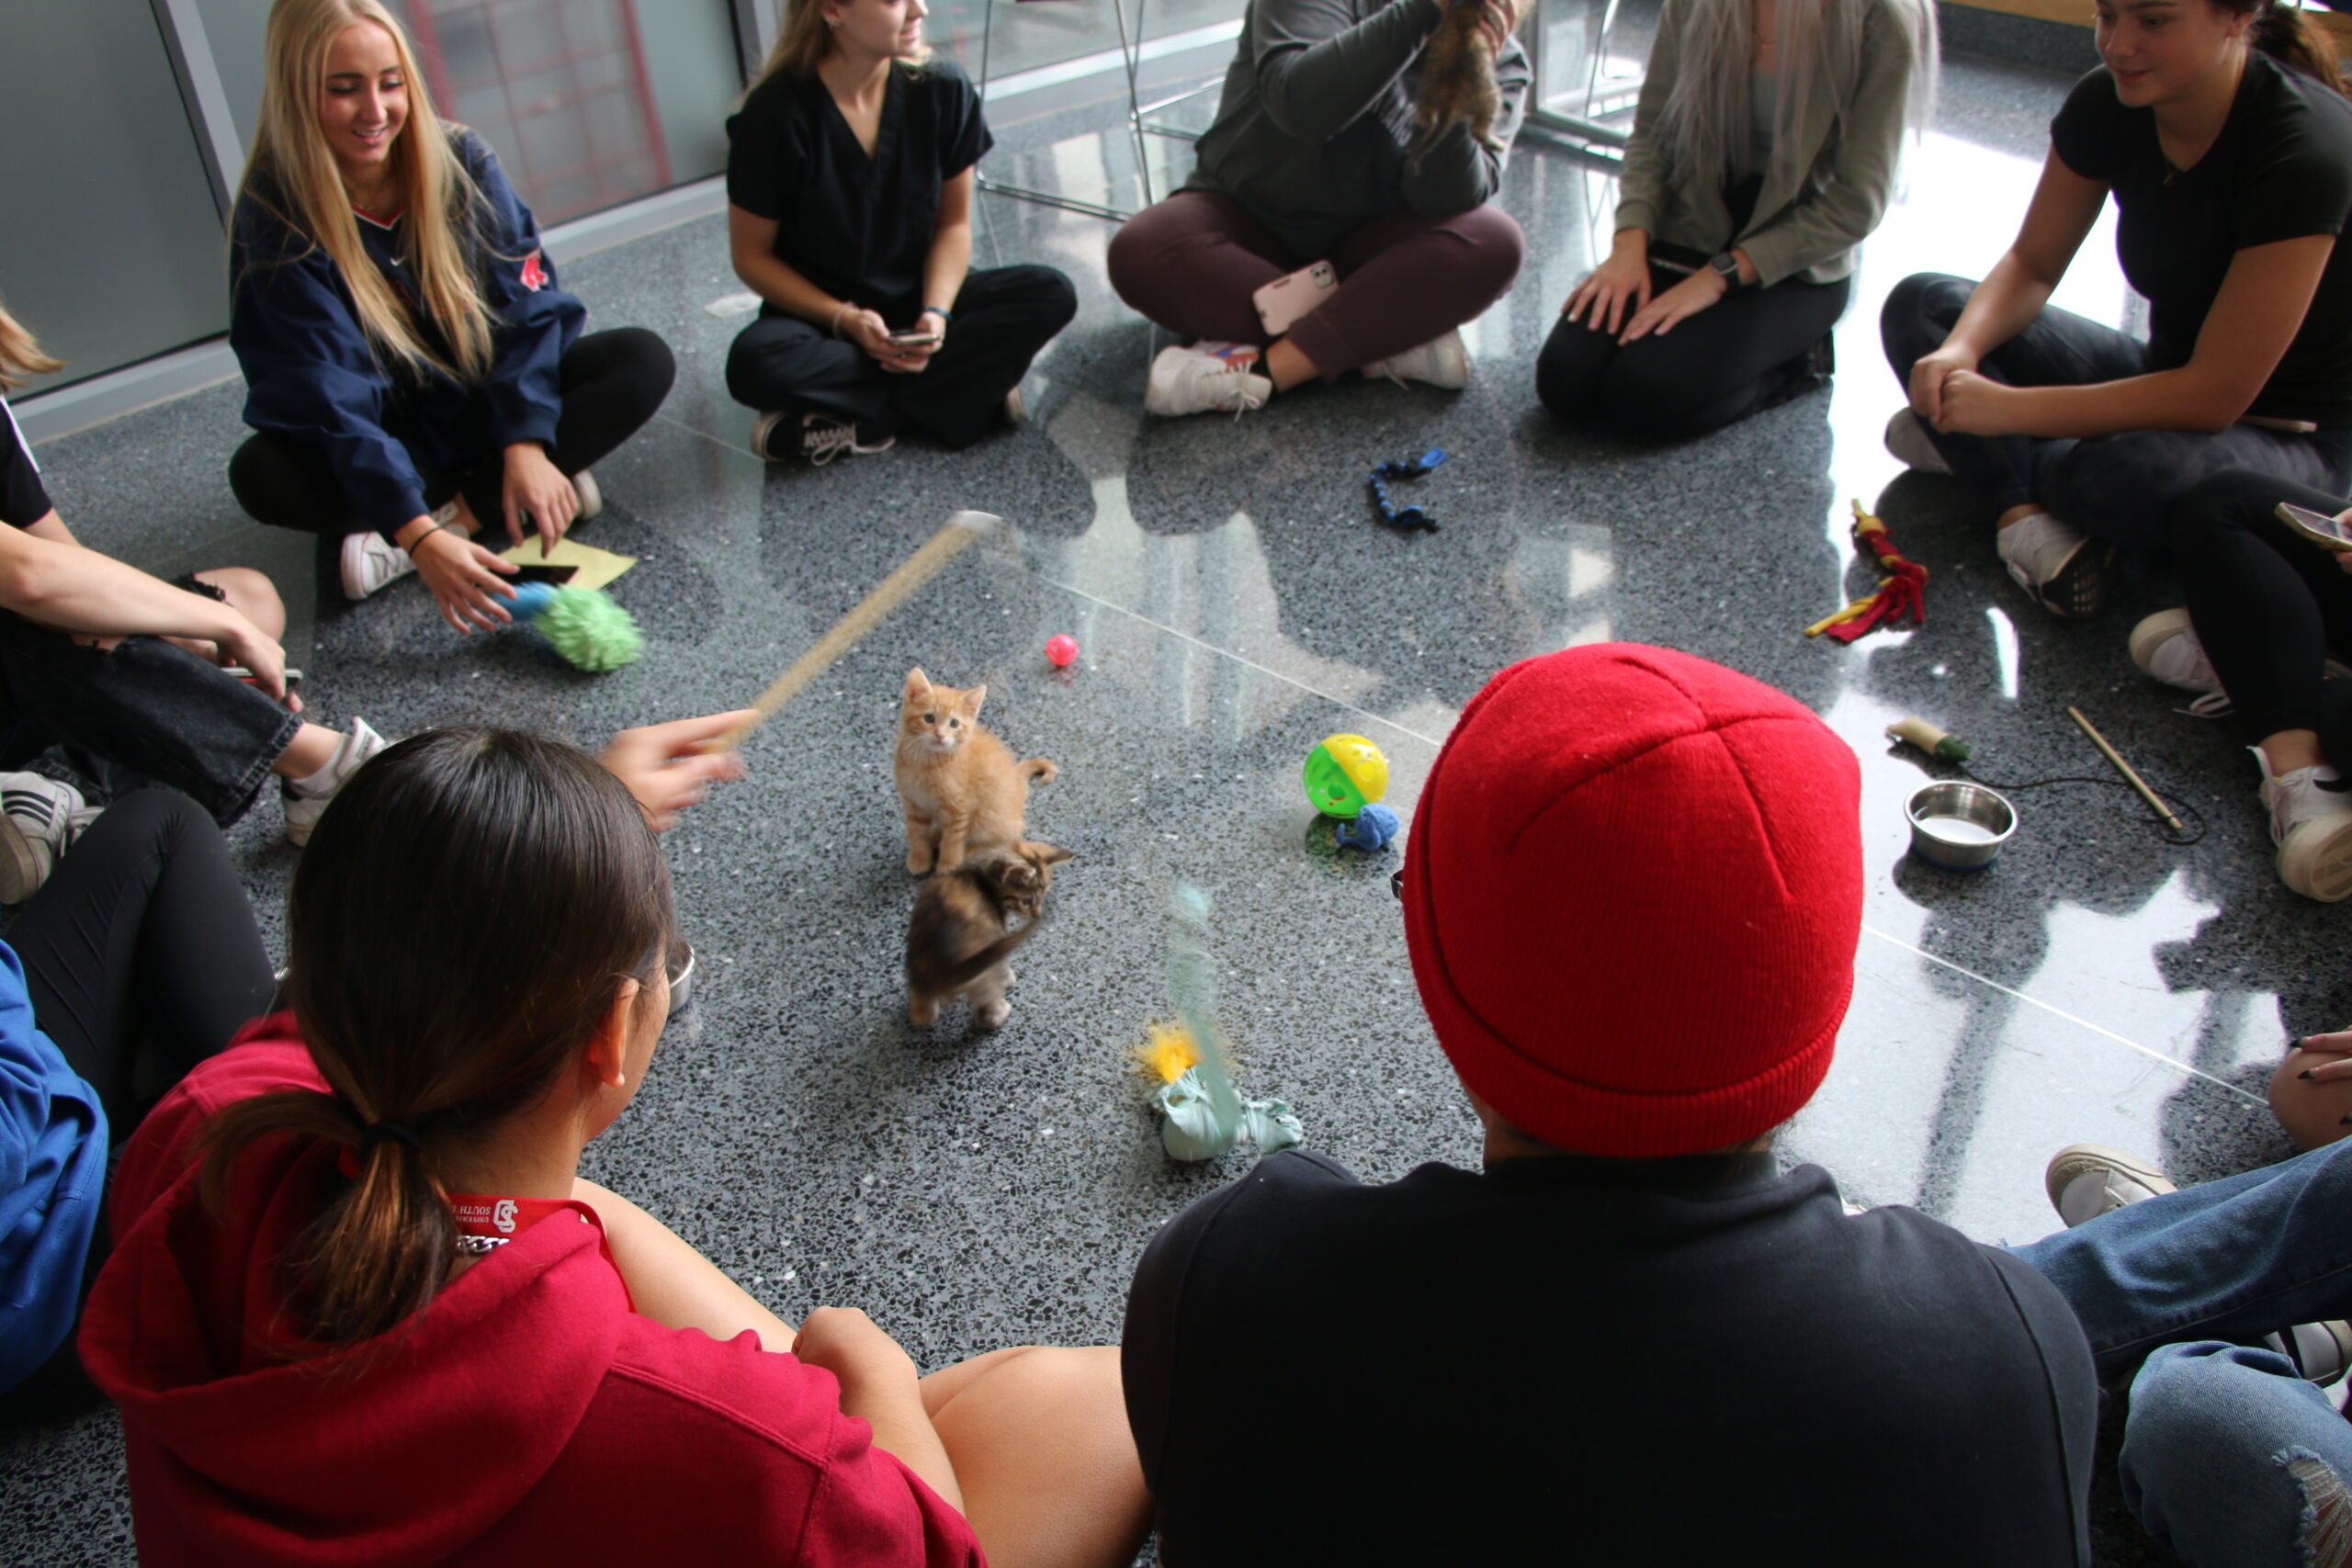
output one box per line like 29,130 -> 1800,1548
1106,190 -> 1526,379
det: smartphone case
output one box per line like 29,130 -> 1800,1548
1253,261 -> 1337,335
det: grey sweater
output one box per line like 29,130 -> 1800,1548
1185,0 -> 1532,260
1614,0 -> 1920,288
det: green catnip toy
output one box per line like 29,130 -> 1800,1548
507,581 -> 643,672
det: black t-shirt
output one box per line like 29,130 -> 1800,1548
0,400 -> 51,528
2053,51 -> 2352,425
724,62 -> 991,317
1124,1148 -> 2097,1568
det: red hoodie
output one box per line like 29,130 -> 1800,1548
78,1021 -> 984,1568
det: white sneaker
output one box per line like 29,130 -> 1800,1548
2256,747 -> 2352,901
1996,510 -> 2114,618
1363,329 -> 1471,389
2129,608 -> 2232,716
1144,343 -> 1272,417
2045,1144 -> 2177,1227
282,717 -> 390,848
571,469 -> 603,522
1883,409 -> 1951,475
1004,386 -> 1027,426
340,529 -> 419,601
0,773 -> 100,905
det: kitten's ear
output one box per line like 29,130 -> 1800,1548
1001,861 -> 1038,888
1030,841 -> 1073,866
965,684 -> 987,716
905,668 -> 930,699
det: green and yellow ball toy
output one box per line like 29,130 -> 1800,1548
1303,732 -> 1389,819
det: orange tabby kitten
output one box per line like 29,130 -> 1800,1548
893,668 -> 1057,875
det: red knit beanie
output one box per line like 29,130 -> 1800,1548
1403,644 -> 1862,1158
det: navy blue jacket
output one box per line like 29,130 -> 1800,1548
231,130 -> 584,538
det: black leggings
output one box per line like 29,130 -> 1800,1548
1536,264 -> 1849,437
1881,273 -> 2352,548
725,265 -> 1076,449
9,788 -> 274,1129
227,326 -> 676,536
2170,468 -> 2352,767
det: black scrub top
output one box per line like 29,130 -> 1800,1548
726,60 -> 992,318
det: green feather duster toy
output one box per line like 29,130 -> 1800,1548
507,582 -> 643,672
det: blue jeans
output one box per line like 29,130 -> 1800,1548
2016,1139 -> 2352,1566
1879,272 -> 2352,548
0,596 -> 299,828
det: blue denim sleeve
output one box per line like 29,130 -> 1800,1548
230,201 -> 432,538
465,133 -> 585,452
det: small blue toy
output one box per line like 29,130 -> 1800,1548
1369,447 -> 1447,533
505,581 -> 644,672
1333,801 -> 1399,852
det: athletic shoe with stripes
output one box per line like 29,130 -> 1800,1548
282,717 -> 389,848
0,773 -> 101,905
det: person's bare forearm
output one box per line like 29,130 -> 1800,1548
920,223 -> 972,326
839,1371 -> 966,1511
1940,250 -> 2056,363
0,521 -> 251,645
732,245 -> 851,330
1996,367 -> 2248,438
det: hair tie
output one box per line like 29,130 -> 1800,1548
359,1119 -> 421,1152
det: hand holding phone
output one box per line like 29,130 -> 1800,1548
1253,261 -> 1338,335
886,328 -> 942,346
2274,502 -> 2352,552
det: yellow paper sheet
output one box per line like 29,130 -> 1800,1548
498,536 -> 637,592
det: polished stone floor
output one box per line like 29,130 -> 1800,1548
0,40 -> 2320,1568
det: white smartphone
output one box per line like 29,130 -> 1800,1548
2275,502 -> 2352,551
1252,260 -> 1337,335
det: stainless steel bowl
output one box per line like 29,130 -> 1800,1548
1905,781 -> 2017,870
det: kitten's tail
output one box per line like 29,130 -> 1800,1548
1023,757 -> 1058,785
911,917 -> 1042,996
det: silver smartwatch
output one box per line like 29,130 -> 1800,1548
1708,252 -> 1744,288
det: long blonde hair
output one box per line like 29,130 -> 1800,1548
237,0 -> 493,383
1656,0 -> 1938,204
0,301 -> 62,392
749,0 -> 931,90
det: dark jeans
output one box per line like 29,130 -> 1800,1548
1536,265 -> 1849,437
724,265 -> 1077,449
0,585 -> 299,828
1880,272 -> 2352,548
1105,191 -> 1526,378
2169,468 -> 2352,761
228,327 -> 676,539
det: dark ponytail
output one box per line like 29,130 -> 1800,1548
198,728 -> 673,1346
2243,0 -> 2346,95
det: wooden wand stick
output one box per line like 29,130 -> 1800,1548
2067,705 -> 2185,831
722,510 -> 1001,750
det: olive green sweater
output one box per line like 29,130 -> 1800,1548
1613,0 -> 1922,288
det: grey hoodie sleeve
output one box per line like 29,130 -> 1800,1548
1399,31 -> 1531,216
1253,0 -> 1445,143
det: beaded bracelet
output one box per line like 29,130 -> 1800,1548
830,299 -> 857,338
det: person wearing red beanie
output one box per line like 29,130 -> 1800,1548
1122,643 -> 2098,1567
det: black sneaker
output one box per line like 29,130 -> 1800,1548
750,411 -> 896,466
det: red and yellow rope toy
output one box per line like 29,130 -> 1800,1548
1805,500 -> 1928,644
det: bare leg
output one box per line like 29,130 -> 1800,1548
571,1178 -> 797,1351
2271,1049 -> 2352,1151
921,1345 -> 1151,1568
273,724 -> 345,779
192,567 -> 287,638
1995,503 -> 2041,532
1265,337 -> 1317,393
2263,728 -> 2329,773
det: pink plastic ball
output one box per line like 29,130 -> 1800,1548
1045,634 -> 1080,668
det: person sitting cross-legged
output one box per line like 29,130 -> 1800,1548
1120,643 -> 2098,1566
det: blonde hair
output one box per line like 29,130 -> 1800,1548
749,0 -> 931,90
1656,0 -> 1938,208
238,0 -> 493,382
0,301 -> 62,392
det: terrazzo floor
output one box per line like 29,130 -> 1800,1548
0,37 -> 2317,1567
